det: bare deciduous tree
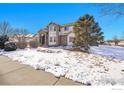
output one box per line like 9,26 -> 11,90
0,21 -> 13,36
13,28 -> 29,42
99,4 -> 124,41
99,3 -> 124,18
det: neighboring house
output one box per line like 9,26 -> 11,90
106,40 -> 124,46
9,34 -> 34,42
118,40 -> 124,46
33,34 -> 39,42
38,22 -> 75,46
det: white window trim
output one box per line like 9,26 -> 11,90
49,26 -> 55,31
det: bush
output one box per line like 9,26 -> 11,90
16,41 -> 27,49
4,42 -> 17,51
0,42 -> 4,49
0,35 -> 9,49
29,40 -> 39,48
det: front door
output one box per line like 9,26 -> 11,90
42,35 -> 45,45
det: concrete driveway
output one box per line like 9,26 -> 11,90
0,56 -> 81,85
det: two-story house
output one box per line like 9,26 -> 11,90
38,22 -> 75,46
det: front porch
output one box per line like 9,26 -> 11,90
39,31 -> 48,46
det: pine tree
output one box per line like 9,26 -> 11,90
73,14 -> 104,52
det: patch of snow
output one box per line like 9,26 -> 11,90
90,45 -> 124,60
1,45 -> 124,85
0,49 -> 4,55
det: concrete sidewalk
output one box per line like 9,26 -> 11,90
0,56 -> 81,85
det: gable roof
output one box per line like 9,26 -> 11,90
37,22 -> 75,34
48,22 -> 61,26
62,22 -> 75,27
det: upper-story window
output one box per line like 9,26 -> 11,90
49,26 -> 57,31
54,27 -> 57,31
64,27 -> 69,31
49,26 -> 53,31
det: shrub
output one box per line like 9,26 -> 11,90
0,42 -> 4,49
0,35 -> 9,49
29,40 -> 39,48
16,41 -> 27,49
4,42 -> 17,51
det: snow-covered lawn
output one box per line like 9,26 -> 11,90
1,45 -> 124,85
90,45 -> 124,60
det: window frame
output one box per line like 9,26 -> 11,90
49,26 -> 53,31
54,27 -> 57,31
50,37 -> 52,42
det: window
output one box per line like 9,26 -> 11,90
49,37 -> 56,42
54,27 -> 57,31
64,27 -> 69,31
50,37 -> 52,42
49,26 -> 53,31
69,37 -> 74,42
54,37 -> 56,42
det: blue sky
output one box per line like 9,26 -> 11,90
0,3 -> 124,40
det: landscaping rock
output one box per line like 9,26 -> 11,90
37,48 -> 62,53
4,42 -> 17,51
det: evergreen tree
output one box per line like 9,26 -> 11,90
73,14 -> 104,52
